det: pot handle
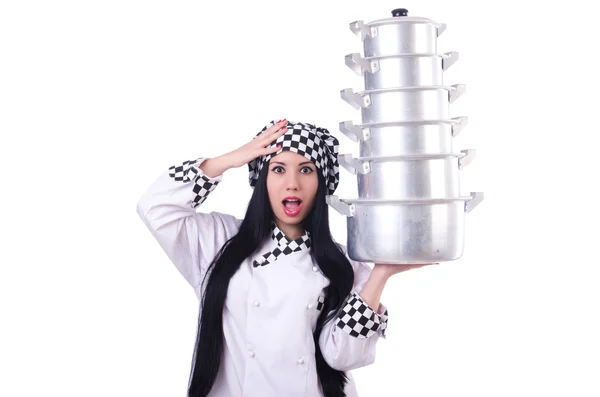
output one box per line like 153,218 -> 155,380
338,153 -> 371,175
449,84 -> 467,104
451,116 -> 469,137
437,23 -> 447,36
340,88 -> 372,110
442,51 -> 459,71
349,20 -> 378,40
345,53 -> 380,76
339,120 -> 371,142
326,195 -> 356,217
465,192 -> 484,213
458,149 -> 476,169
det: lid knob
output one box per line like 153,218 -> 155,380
391,8 -> 408,17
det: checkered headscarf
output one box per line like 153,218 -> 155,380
247,120 -> 341,195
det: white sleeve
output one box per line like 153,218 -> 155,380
318,245 -> 389,372
136,157 -> 242,295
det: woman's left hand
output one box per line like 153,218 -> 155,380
373,262 -> 439,278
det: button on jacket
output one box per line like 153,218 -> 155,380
136,158 -> 389,397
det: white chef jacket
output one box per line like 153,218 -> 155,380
136,158 -> 389,397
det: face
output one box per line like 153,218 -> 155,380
266,151 -> 319,234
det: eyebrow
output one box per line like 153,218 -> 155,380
271,161 -> 314,166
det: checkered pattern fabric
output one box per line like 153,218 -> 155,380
335,292 -> 389,339
253,222 -> 312,267
168,158 -> 220,208
248,120 -> 340,196
169,158 -> 201,182
317,295 -> 325,311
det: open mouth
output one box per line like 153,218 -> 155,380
282,197 -> 303,216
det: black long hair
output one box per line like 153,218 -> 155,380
187,161 -> 355,397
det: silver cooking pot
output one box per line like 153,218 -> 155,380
341,84 -> 466,123
326,193 -> 484,264
337,150 -> 476,200
349,8 -> 446,57
339,117 -> 468,157
345,51 -> 459,90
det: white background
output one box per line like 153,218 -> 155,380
1,0 -> 599,396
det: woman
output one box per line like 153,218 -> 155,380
136,119 -> 433,397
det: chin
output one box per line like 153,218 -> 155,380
275,212 -> 307,225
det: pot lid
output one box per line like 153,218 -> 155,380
366,8 -> 443,28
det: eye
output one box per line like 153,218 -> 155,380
271,166 -> 284,173
300,166 -> 314,174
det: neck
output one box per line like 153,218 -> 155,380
274,219 -> 305,240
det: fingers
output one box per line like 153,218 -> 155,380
409,263 -> 438,269
270,119 -> 288,136
258,119 -> 287,138
384,262 -> 440,276
273,118 -> 288,128
261,144 -> 282,155
256,120 -> 288,147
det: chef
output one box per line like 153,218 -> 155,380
137,119 -> 433,396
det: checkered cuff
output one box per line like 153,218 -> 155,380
168,158 -> 221,208
334,292 -> 388,339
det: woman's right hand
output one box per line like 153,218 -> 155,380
199,119 -> 288,177
224,119 -> 288,168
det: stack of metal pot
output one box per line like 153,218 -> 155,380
326,8 -> 484,264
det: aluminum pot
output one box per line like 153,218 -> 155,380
326,193 -> 484,264
345,51 -> 459,90
339,117 -> 468,158
338,150 -> 476,200
349,8 -> 446,58
341,84 -> 466,124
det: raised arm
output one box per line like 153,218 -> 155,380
136,120 -> 289,296
136,157 -> 241,295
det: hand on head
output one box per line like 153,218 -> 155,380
223,119 -> 289,169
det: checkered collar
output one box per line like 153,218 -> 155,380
252,222 -> 312,267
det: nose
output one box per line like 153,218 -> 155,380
285,171 -> 300,191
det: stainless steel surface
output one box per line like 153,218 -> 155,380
326,193 -> 483,263
341,85 -> 466,123
356,154 -> 465,200
338,151 -> 474,199
345,52 -> 459,90
339,117 -> 468,157
329,8 -> 483,264
350,16 -> 445,57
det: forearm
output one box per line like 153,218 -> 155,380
199,154 -> 233,178
318,261 -> 390,371
358,265 -> 390,313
